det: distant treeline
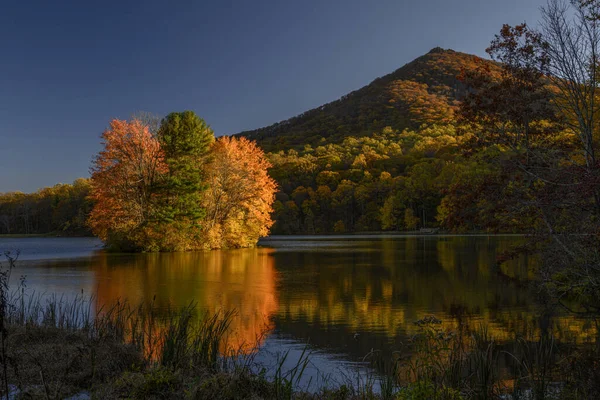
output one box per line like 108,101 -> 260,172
0,178 -> 92,236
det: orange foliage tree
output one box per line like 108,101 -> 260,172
202,136 -> 277,249
88,119 -> 168,251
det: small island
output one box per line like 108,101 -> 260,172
88,111 -> 277,252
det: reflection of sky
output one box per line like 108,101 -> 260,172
250,337 -> 379,394
0,237 -> 103,261
0,237 -> 102,300
15,262 -> 96,297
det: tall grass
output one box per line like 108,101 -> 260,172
393,317 -> 571,399
399,316 -> 469,395
469,326 -> 498,399
2,288 -> 238,370
507,333 -> 558,400
273,346 -> 311,399
0,252 -> 18,400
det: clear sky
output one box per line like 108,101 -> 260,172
1,0 -> 547,192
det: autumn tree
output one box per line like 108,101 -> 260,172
471,1 -> 600,227
460,23 -> 554,157
202,136 -> 277,249
455,0 -> 600,314
380,195 -> 399,230
88,119 -> 168,251
534,0 -> 600,313
131,111 -> 162,135
541,0 -> 600,212
404,208 -> 420,230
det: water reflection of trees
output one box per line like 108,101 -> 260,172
272,237 -> 597,359
92,248 -> 278,352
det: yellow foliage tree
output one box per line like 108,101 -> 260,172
202,136 -> 277,249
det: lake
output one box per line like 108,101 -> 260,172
0,235 -> 594,389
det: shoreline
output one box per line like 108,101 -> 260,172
0,233 -> 94,239
0,231 -> 526,240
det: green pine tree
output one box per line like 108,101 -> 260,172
157,111 -> 215,224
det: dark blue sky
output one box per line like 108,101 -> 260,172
1,0 -> 546,192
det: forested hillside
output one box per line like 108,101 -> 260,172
236,48 -> 517,234
237,48 -> 495,151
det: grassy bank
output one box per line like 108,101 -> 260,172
0,297 -> 375,400
1,257 -> 600,399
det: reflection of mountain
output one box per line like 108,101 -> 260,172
271,236 -> 597,360
93,249 -> 279,352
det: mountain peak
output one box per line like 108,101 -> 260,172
236,49 -> 498,151
426,46 -> 451,54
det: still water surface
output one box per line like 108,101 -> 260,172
0,235 -> 594,388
